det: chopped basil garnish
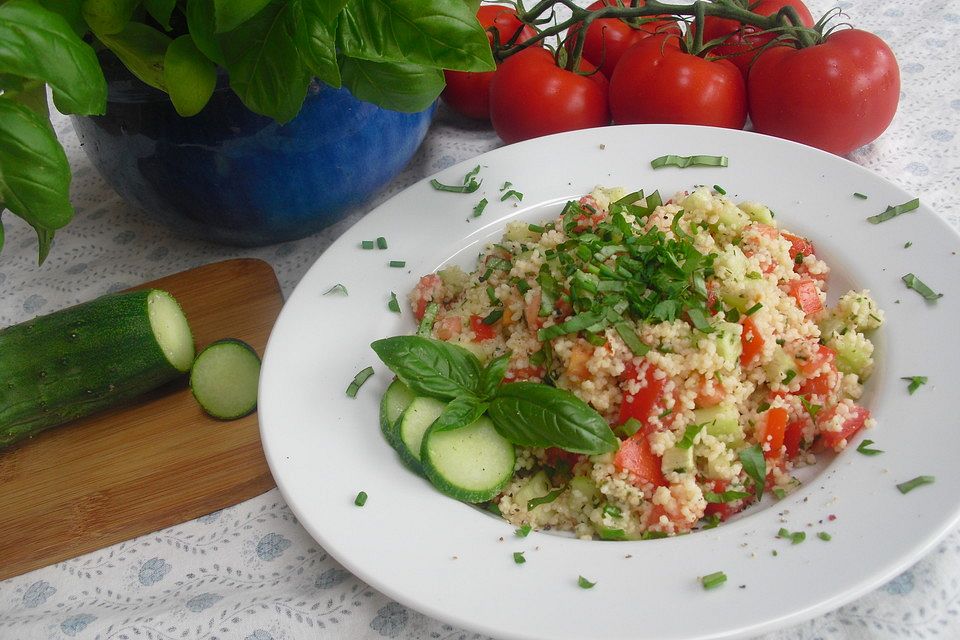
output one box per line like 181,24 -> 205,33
528,223 -> 545,233
614,322 -> 649,356
603,505 -> 622,519
702,513 -> 721,529
641,530 -> 668,540
354,491 -> 368,506
901,375 -> 928,394
430,172 -> 481,193
501,189 -> 523,202
473,198 -> 488,217
704,489 -> 750,503
757,401 -> 771,412
598,527 -> 627,540
346,366 -> 375,398
772,487 -> 787,499
901,273 -> 942,300
577,575 -> 596,589
904,241 -> 912,248
361,240 -> 374,250
513,551 -> 526,565
376,236 -> 387,249
782,369 -> 797,385
701,571 -> 727,590
515,524 -> 532,537
323,283 -> 348,296
676,423 -> 703,450
528,486 -> 566,511
388,292 -> 401,313
482,309 -> 503,325
739,445 -> 766,500
867,197 -> 920,224
897,475 -> 935,494
778,527 -> 806,544
856,439 -> 883,456
817,531 -> 832,541
745,271 -> 762,280
389,260 -> 406,268
800,396 -> 820,420
650,154 -> 729,169
853,192 -> 868,199
500,181 -> 512,191
617,417 -> 642,439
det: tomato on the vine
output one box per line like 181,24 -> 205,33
748,29 -> 900,155
441,6 -> 537,120
698,0 -> 814,79
569,0 -> 679,79
609,35 -> 747,129
489,47 -> 609,144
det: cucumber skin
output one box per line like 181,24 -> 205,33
0,290 -> 191,449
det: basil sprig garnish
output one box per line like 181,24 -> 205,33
371,336 -> 618,454
738,444 -> 767,501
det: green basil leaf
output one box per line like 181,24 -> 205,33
738,444 -> 766,501
0,0 -> 106,115
32,223 -> 55,265
337,0 -> 494,72
98,22 -> 172,91
0,100 -> 72,261
429,395 -> 488,433
186,0 -> 225,65
219,1 -> 310,122
0,216 -> 4,254
81,0 -> 138,35
298,0 -> 341,87
314,0 -> 350,23
163,35 -> 216,117
478,354 -> 510,399
38,0 -> 86,37
487,382 -> 618,455
339,58 -> 443,113
143,0 -> 177,30
213,0 -> 272,32
371,336 -> 481,400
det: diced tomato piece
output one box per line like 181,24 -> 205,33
749,223 -> 778,238
524,290 -> 544,330
544,447 -> 584,469
798,368 -> 838,398
506,365 -> 544,381
816,404 -> 870,450
565,341 -> 594,381
755,407 -> 788,460
555,296 -> 574,320
434,315 -> 462,340
573,195 -> 607,231
786,278 -> 823,315
740,316 -> 765,366
412,274 -> 442,320
469,314 -> 497,341
694,374 -> 726,408
783,418 -> 805,459
706,280 -> 719,316
797,344 -> 835,376
703,479 -> 748,522
782,232 -> 815,261
614,433 -> 667,487
616,361 -> 669,431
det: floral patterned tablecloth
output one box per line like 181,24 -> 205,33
2,1 -> 959,638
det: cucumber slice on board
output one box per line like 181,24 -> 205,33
396,396 -> 446,473
421,416 -> 515,503
380,379 -> 415,449
190,339 -> 261,420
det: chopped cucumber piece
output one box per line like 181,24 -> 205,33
828,331 -> 874,379
714,322 -> 742,365
380,379 -> 415,450
693,404 -> 743,443
662,446 -> 695,474
514,470 -> 551,510
714,202 -> 750,231
420,416 -> 515,503
397,396 -> 446,473
569,475 -> 598,502
764,346 -> 797,385
190,338 -> 261,420
148,289 -> 195,373
739,202 -> 774,225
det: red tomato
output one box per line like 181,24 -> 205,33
469,314 -> 496,341
697,0 -> 814,79
434,315 -> 462,340
441,6 -> 536,120
797,344 -> 834,377
748,29 -> 900,155
740,316 -> 764,366
694,374 -> 725,408
755,407 -> 788,460
489,47 -> 609,144
569,0 -> 679,79
545,447 -> 584,469
412,274 -> 442,320
505,365 -> 544,381
614,433 -> 667,487
609,35 -> 746,129
616,361 -> 668,431
781,232 -> 814,261
816,404 -> 870,450
703,479 -> 748,521
783,417 -> 805,459
786,278 -> 823,315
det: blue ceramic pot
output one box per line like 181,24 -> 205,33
72,60 -> 436,246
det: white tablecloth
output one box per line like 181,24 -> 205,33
2,1 -> 959,637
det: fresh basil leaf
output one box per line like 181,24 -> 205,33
298,0 -> 341,87
478,354 -> 510,399
371,336 -> 481,400
185,0 -> 225,65
0,0 -> 106,115
340,58 -> 443,113
38,0 -> 86,37
98,22 -> 172,91
143,0 -> 176,30
213,0 -> 272,32
429,395 -> 488,433
337,0 -> 494,72
32,223 -> 55,265
0,100 -> 72,263
704,490 -> 751,504
163,35 -> 216,117
219,1 -> 311,122
738,444 -> 766,501
488,382 -> 619,455
81,0 -> 138,35
312,0 -> 349,23
0,216 -> 4,253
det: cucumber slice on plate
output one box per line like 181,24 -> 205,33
421,416 -> 515,503
380,378 -> 415,449
396,396 -> 446,473
190,339 -> 261,420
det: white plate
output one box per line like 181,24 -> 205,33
260,125 -> 960,640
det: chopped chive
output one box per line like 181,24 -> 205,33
704,489 -> 751,503
778,527 -> 806,544
388,292 -> 401,313
702,513 -> 721,529
417,302 -> 439,337
640,530 -> 668,540
430,177 -> 481,193
650,154 -> 729,169
464,165 -> 481,182
389,260 -> 406,268
486,286 -> 499,305
614,321 -> 649,356
853,192 -> 868,199
598,527 -> 627,540
482,308 -> 503,325
713,184 -> 726,195
528,223 -> 545,233
473,198 -> 488,217
617,417 -> 642,439
817,531 -> 832,541
745,271 -> 762,280
701,571 -> 727,590
904,241 -> 913,248
867,197 -> 920,224
757,401 -> 771,412
901,375 -> 928,394
376,236 -> 387,249
745,302 -> 763,316
856,438 -> 883,456
897,475 -> 935,494
577,575 -> 596,589
513,551 -> 526,565
323,283 -> 349,296
500,181 -> 513,191
346,366 -> 374,398
354,491 -> 368,506
782,369 -> 797,385
515,524 -> 532,537
603,505 -> 622,519
516,279 -> 531,294
528,487 -> 565,511
501,189 -> 523,202
772,487 -> 787,499
901,273 -> 942,300
361,240 -> 375,249
584,332 -> 607,347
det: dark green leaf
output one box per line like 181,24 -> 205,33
478,354 -> 510,399
163,36 -> 216,117
428,395 -> 488,432
98,22 -> 172,91
901,375 -> 928,395
144,0 -> 177,30
515,524 -> 531,537
901,273 -> 942,301
675,423 -> 703,450
32,223 -> 54,265
213,0 -> 272,32
337,0 -> 494,72
299,0 -> 341,87
0,0 -> 106,115
340,58 -> 444,113
577,575 -> 596,589
738,444 -> 766,501
81,0 -> 138,34
38,0 -> 86,36
185,0 -> 225,65
487,382 -> 618,455
371,335 -> 481,400
513,551 -> 525,564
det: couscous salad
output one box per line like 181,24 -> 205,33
372,186 -> 881,540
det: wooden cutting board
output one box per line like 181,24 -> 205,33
0,258 -> 282,580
